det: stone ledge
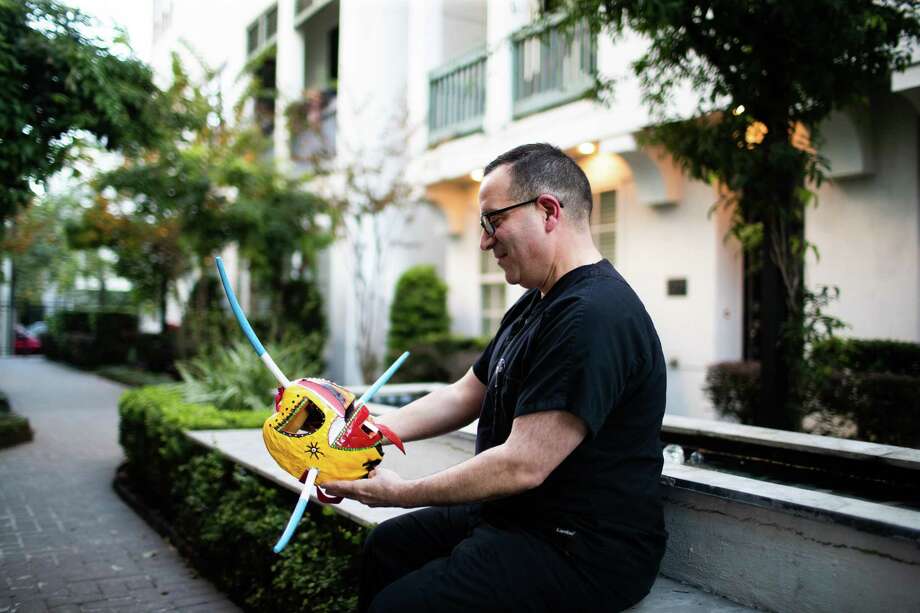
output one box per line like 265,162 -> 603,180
183,427 -> 756,612
662,414 -> 920,470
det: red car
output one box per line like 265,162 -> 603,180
14,324 -> 41,355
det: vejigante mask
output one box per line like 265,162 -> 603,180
264,377 -> 405,490
215,257 -> 407,553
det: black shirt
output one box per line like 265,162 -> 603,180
473,260 -> 667,594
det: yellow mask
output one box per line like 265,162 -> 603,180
262,377 -> 405,500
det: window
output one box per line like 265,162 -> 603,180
255,57 -> 277,136
592,190 -> 616,262
266,6 -> 278,39
247,22 -> 260,56
541,0 -> 565,14
327,27 -> 339,86
480,250 -> 506,335
246,4 -> 279,58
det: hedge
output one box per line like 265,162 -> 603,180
814,371 -> 920,448
118,386 -> 365,612
704,338 -> 920,447
702,361 -> 761,426
811,338 -> 920,377
387,265 -> 449,362
390,334 -> 490,383
95,366 -> 177,388
45,310 -> 138,368
0,391 -> 33,449
0,413 -> 32,449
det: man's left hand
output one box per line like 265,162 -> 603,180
322,467 -> 411,508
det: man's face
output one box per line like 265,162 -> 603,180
479,165 -> 548,288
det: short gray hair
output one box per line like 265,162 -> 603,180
483,143 -> 592,222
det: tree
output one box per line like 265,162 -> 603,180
67,190 -> 186,328
289,92 -> 420,382
0,0 -> 162,232
561,0 -> 920,428
1,191 -> 112,317
73,54 -> 336,345
387,265 -> 450,361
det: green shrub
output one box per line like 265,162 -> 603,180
118,386 -> 363,612
136,329 -> 180,374
279,278 -> 326,338
94,312 -> 139,364
391,335 -> 490,383
0,413 -> 32,449
703,361 -> 761,424
45,310 -> 138,367
96,365 -> 176,387
176,334 -> 324,411
387,265 -> 449,361
58,311 -> 92,333
118,385 -> 269,500
0,390 -> 32,449
705,338 -> 920,447
813,371 -> 920,448
811,338 -> 920,377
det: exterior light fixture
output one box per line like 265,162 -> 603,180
470,168 -> 484,182
577,142 -> 597,155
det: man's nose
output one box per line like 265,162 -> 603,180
480,228 -> 495,251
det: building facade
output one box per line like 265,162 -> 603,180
148,0 -> 920,419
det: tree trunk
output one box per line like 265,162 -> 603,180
159,275 -> 167,333
754,193 -> 805,431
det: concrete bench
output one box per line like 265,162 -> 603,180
185,425 -> 756,612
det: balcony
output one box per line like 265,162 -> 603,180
428,48 -> 487,146
425,15 -> 597,148
512,15 -> 596,119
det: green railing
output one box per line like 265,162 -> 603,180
512,15 -> 596,118
428,48 -> 487,145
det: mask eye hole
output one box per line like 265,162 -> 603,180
299,401 -> 325,435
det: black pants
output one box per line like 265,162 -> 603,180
359,504 -> 640,613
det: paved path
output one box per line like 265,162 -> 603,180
0,357 -> 239,613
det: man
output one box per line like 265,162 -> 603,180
324,143 -> 668,612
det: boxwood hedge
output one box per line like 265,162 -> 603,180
0,391 -> 32,449
118,385 -> 366,612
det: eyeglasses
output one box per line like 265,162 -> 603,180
480,196 -> 563,237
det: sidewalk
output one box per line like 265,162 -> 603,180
0,357 -> 238,613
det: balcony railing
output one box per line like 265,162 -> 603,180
512,16 -> 596,118
428,48 -> 487,145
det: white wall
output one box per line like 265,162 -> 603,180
325,0 -> 413,384
442,0 -> 487,60
807,93 -> 920,342
145,2 -> 262,121
611,158 -> 740,419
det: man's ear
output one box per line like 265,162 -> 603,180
537,194 -> 562,232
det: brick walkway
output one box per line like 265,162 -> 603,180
0,357 -> 239,613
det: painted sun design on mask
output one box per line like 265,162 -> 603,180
305,440 -> 325,460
